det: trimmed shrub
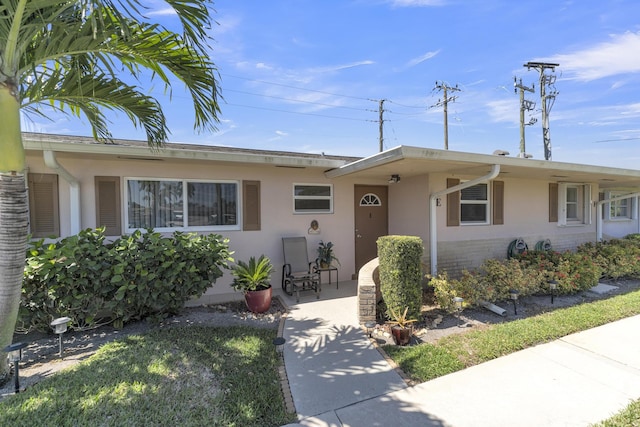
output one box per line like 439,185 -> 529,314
21,228 -> 231,332
377,235 -> 423,322
578,239 -> 640,280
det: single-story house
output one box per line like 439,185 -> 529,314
23,132 -> 640,304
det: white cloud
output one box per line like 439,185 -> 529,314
405,50 -> 441,68
275,130 -> 289,137
545,31 -> 640,81
147,7 -> 177,17
309,60 -> 375,74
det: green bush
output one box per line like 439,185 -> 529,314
377,235 -> 423,322
578,239 -> 640,279
21,228 -> 231,331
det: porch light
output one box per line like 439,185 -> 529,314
388,174 -> 401,184
272,336 -> 285,353
51,317 -> 71,358
3,342 -> 28,394
549,280 -> 558,304
509,289 -> 520,315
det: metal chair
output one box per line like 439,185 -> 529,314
282,237 -> 320,302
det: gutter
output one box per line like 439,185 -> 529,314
428,164 -> 501,276
43,150 -> 81,235
596,191 -> 640,241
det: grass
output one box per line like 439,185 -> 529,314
0,325 -> 295,427
385,288 -> 640,383
591,398 -> 640,426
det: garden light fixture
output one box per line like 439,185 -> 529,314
509,289 -> 520,315
51,317 -> 71,358
272,336 -> 285,353
453,297 -> 464,327
3,342 -> 28,394
364,321 -> 376,338
549,280 -> 557,304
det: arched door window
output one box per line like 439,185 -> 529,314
360,193 -> 382,206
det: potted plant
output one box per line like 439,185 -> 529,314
317,241 -> 340,268
231,255 -> 274,313
387,306 -> 417,346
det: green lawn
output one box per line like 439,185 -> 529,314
591,398 -> 640,426
385,289 -> 640,383
0,325 -> 295,427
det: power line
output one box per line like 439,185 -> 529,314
223,88 -> 373,112
221,73 -> 376,102
225,102 -> 372,122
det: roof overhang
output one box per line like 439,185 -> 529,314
326,146 -> 640,190
22,132 -> 358,170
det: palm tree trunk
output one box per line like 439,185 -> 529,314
0,84 -> 28,380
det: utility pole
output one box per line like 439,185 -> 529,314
514,77 -> 536,158
524,62 -> 559,160
432,81 -> 460,150
378,99 -> 385,152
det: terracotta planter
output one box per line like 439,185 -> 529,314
391,325 -> 413,346
244,286 -> 272,313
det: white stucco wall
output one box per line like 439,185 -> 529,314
25,151 -> 359,304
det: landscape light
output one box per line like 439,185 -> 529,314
509,289 -> 520,315
549,280 -> 558,304
364,321 -> 377,338
51,317 -> 72,358
3,342 -> 28,394
272,336 -> 285,353
453,297 -> 464,327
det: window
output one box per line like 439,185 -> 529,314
126,178 -> 239,231
360,193 -> 382,206
460,183 -> 489,224
28,173 -> 59,238
607,191 -> 634,220
293,184 -> 333,213
446,179 -> 503,226
557,183 -> 591,226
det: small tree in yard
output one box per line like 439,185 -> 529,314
0,0 -> 221,381
377,235 -> 423,322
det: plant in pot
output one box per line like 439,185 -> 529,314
387,306 -> 417,346
317,241 -> 340,269
231,255 -> 274,313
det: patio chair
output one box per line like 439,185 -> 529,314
282,236 -> 321,302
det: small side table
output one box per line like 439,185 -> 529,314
317,267 -> 339,289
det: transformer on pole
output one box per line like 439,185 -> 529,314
431,81 -> 461,150
514,77 -> 536,158
524,62 -> 559,160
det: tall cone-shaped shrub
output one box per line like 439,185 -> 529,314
377,235 -> 423,322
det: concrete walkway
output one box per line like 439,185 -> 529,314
278,280 -> 640,427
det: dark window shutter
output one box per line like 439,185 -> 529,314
95,176 -> 121,236
492,180 -> 504,225
28,173 -> 59,238
243,180 -> 261,231
446,178 -> 460,227
549,183 -> 559,222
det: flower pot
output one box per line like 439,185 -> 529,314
244,286 -> 272,313
391,325 -> 413,346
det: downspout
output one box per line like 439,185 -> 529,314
43,150 -> 81,235
596,191 -> 640,242
429,164 -> 501,277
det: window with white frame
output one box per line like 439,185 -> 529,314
293,184 -> 333,213
608,191 -> 634,220
558,183 -> 591,226
460,183 -> 489,224
126,178 -> 239,231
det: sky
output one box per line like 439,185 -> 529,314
23,0 -> 640,169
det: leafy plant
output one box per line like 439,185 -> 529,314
377,235 -> 423,322
21,228 -> 231,331
317,241 -> 340,267
387,306 -> 418,329
230,255 -> 273,292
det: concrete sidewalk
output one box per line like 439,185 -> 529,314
278,281 -> 640,427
